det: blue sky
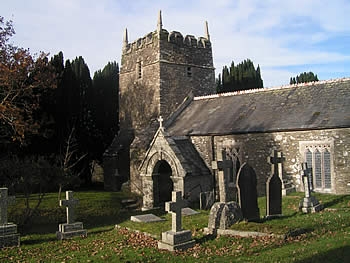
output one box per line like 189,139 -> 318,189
3,0 -> 350,87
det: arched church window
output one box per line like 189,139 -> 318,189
324,149 -> 331,189
224,147 -> 240,184
301,142 -> 333,192
314,149 -> 322,188
305,148 -> 313,189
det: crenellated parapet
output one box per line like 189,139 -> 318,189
166,31 -> 211,48
123,28 -> 211,54
123,31 -> 157,54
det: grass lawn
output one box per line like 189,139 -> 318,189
1,190 -> 349,262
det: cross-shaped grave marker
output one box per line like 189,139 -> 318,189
165,191 -> 187,232
0,188 -> 15,225
301,163 -> 312,198
299,162 -> 323,213
267,150 -> 285,177
60,191 -> 79,224
212,149 -> 233,202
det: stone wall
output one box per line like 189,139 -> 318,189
119,32 -> 160,131
159,30 -> 215,118
191,128 -> 350,195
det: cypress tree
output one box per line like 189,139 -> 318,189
290,71 -> 318,84
216,60 -> 264,93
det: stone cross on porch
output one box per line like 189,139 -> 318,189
165,191 -> 187,232
60,191 -> 79,224
267,150 -> 285,177
0,188 -> 15,225
212,150 -> 233,203
157,116 -> 164,130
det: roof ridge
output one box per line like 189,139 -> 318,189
194,77 -> 350,101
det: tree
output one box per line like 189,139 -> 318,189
91,61 -> 119,158
216,59 -> 263,93
290,72 -> 319,84
56,126 -> 86,200
0,17 -> 56,145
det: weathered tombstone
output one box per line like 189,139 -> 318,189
158,191 -> 195,251
0,188 -> 20,248
199,191 -> 215,210
207,149 -> 243,234
299,163 -> 323,213
207,202 -> 242,234
237,163 -> 260,221
266,150 -> 283,218
212,149 -> 234,202
57,191 -> 87,240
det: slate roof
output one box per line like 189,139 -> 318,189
170,136 -> 211,177
166,78 -> 350,136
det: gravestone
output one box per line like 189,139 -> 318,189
212,149 -> 234,202
207,149 -> 243,234
57,191 -> 87,240
130,214 -> 165,223
199,191 -> 215,210
181,207 -> 199,216
207,202 -> 242,234
0,188 -> 20,248
158,191 -> 195,251
299,163 -> 323,213
266,150 -> 283,218
236,163 -> 260,221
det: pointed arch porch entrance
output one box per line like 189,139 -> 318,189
152,160 -> 174,207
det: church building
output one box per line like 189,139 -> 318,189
104,11 -> 350,210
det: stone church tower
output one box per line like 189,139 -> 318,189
105,11 -> 215,192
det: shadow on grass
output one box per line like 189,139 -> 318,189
19,207 -> 168,238
88,226 -> 115,235
284,227 -> 314,239
195,233 -> 217,245
19,223 -> 57,235
21,235 -> 57,246
295,245 -> 350,263
321,195 -> 350,209
261,212 -> 299,222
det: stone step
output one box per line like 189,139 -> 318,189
0,233 -> 20,248
125,203 -> 139,210
121,198 -> 137,205
56,229 -> 87,240
282,186 -> 296,196
121,198 -> 139,210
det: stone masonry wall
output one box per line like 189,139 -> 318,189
160,64 -> 214,118
159,30 -> 215,118
119,32 -> 160,131
191,128 -> 350,196
118,28 -> 216,194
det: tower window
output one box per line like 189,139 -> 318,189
137,61 -> 142,79
187,67 -> 192,77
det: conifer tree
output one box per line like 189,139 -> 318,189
290,72 -> 318,84
216,59 -> 264,93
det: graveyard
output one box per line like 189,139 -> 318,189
0,8 -> 350,263
0,189 -> 349,262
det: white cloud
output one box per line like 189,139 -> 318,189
2,0 -> 350,87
